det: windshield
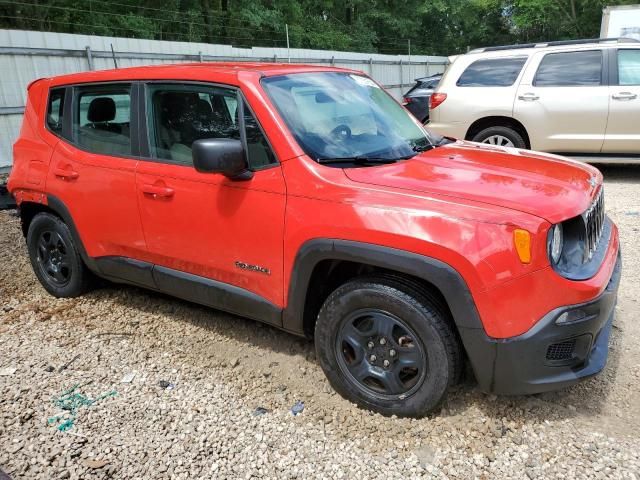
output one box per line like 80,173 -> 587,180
261,72 -> 441,164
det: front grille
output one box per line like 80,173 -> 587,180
546,339 -> 576,361
583,188 -> 605,261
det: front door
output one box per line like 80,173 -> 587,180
135,83 -> 286,321
603,48 -> 640,154
514,49 -> 609,153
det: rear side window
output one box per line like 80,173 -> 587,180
74,86 -> 132,156
46,88 -> 65,135
534,50 -> 602,86
618,50 -> 640,85
457,57 -> 527,87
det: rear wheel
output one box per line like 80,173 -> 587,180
27,213 -> 93,297
314,275 -> 462,417
472,125 -> 526,149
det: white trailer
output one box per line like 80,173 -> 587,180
601,4 -> 640,40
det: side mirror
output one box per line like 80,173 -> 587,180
192,138 -> 252,180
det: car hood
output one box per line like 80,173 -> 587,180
343,141 -> 602,224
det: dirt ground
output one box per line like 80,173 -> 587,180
1,166 -> 639,479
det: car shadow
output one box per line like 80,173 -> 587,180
597,164 -> 640,183
101,281 -> 622,425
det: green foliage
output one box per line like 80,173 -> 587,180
0,0 -> 632,55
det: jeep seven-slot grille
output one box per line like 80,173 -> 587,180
584,188 -> 605,261
546,339 -> 576,361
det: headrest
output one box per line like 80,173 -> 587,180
87,97 -> 116,123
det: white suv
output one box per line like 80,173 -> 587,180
428,38 -> 640,160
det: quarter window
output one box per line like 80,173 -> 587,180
457,57 -> 527,87
145,84 -> 276,168
534,50 -> 602,86
618,50 -> 640,85
46,88 -> 65,135
74,87 -> 132,156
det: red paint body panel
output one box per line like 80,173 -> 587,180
7,62 -> 620,341
135,161 -> 286,306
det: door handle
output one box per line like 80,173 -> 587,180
612,92 -> 637,101
142,183 -> 174,198
518,93 -> 539,101
53,167 -> 79,180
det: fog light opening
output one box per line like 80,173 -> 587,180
555,309 -> 588,325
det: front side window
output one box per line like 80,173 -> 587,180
262,72 -> 437,163
618,49 -> 640,85
47,88 -> 66,136
457,57 -> 527,87
146,84 -> 275,168
534,50 -> 602,86
74,87 -> 131,156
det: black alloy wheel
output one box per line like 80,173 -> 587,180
336,308 -> 427,399
315,275 -> 462,417
27,212 -> 94,297
35,230 -> 72,287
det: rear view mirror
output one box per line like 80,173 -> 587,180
192,138 -> 252,180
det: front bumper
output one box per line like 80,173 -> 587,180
464,250 -> 621,395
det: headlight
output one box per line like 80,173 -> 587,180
549,224 -> 563,264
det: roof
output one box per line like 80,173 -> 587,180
48,62 -> 357,87
466,37 -> 640,57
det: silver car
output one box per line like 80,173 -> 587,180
428,38 -> 640,161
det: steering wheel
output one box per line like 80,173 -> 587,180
330,124 -> 352,141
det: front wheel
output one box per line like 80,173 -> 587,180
314,275 -> 462,417
472,126 -> 526,149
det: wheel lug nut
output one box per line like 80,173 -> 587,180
379,338 -> 387,345
383,360 -> 390,368
369,355 -> 377,363
389,349 -> 396,357
367,341 -> 374,349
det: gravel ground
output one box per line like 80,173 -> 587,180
1,166 -> 639,479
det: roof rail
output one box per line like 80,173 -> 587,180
469,37 -> 640,54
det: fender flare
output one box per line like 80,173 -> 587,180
282,239 -> 485,333
282,238 -> 497,391
45,194 -> 98,271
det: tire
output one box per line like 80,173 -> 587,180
314,275 -> 462,418
471,125 -> 526,149
26,212 -> 93,297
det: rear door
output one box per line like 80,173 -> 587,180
603,48 -> 640,153
135,82 -> 286,320
514,49 -> 609,152
46,83 -> 147,262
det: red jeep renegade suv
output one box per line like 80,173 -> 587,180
8,64 -> 621,417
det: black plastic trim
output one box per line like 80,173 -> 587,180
95,256 -> 155,289
464,249 -> 621,394
152,265 -> 281,326
45,194 -> 98,271
283,239 -> 485,335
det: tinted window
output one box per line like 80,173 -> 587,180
457,57 -> 527,87
534,50 -> 602,86
74,87 -> 131,156
618,50 -> 640,85
146,84 -> 275,168
46,88 -> 65,135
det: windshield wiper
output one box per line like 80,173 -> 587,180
412,143 -> 435,153
317,156 -> 400,165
